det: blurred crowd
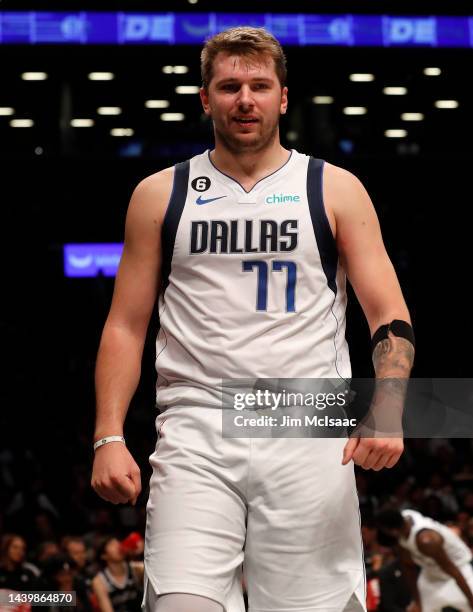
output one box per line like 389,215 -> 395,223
0,533 -> 144,612
2,437 -> 473,611
360,438 -> 473,611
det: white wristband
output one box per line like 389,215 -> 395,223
93,435 -> 126,451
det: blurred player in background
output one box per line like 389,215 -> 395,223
377,507 -> 473,611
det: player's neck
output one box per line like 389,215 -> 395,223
210,140 -> 291,189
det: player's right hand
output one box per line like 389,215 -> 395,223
91,443 -> 141,505
406,601 -> 421,612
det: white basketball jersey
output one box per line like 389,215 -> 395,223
400,509 -> 472,578
155,149 -> 351,410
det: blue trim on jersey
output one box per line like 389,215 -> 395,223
307,157 -> 338,295
207,149 -> 293,194
161,160 -> 190,293
272,261 -> 297,312
243,260 -> 268,311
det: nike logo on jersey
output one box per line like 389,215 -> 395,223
196,195 -> 227,205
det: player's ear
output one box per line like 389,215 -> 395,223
280,86 -> 288,115
200,87 -> 211,116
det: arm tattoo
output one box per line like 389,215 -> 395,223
372,334 -> 415,378
365,335 -> 414,436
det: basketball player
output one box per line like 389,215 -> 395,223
376,508 -> 473,611
91,27 -> 415,612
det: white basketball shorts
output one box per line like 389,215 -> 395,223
419,563 -> 473,611
143,406 -> 366,612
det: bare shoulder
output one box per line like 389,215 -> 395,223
138,165 -> 174,192
323,160 -> 357,181
128,165 -> 175,227
416,528 -> 443,549
323,161 -> 366,210
322,161 -> 376,237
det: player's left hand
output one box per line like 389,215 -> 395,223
341,433 -> 403,470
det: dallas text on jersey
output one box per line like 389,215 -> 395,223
190,219 -> 298,254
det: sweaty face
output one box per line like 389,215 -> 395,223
201,53 -> 288,154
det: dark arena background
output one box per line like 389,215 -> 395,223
1,0 -> 473,610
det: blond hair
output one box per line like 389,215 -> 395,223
201,26 -> 287,90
